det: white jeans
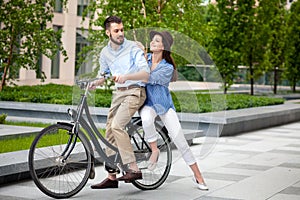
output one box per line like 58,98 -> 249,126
140,106 -> 196,165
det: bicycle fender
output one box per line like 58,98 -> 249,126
57,122 -> 74,128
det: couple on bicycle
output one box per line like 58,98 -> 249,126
90,15 -> 208,191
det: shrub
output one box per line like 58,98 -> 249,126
0,113 -> 7,124
0,84 -> 285,113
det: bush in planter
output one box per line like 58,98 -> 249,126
0,113 -> 7,124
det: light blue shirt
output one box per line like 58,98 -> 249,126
98,38 -> 149,87
144,54 -> 175,115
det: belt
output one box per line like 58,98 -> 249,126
117,84 -> 144,91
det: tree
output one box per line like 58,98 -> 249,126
0,0 -> 67,91
256,0 -> 287,94
79,0 -> 211,73
234,0 -> 262,95
208,0 -> 240,94
284,0 -> 300,92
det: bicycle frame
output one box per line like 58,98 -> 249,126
62,80 -> 122,168
59,79 -> 170,170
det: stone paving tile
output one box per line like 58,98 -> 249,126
195,196 -> 242,200
287,144 -> 300,148
224,136 -> 262,142
293,181 -> 300,187
207,167 -> 264,177
279,186 -> 300,195
205,167 -> 300,200
268,193 -> 300,200
277,146 -> 300,152
223,163 -> 271,171
268,149 -> 300,155
278,162 -> 300,169
203,172 -> 249,182
221,149 -> 260,156
0,195 -> 30,200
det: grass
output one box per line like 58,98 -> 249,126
0,121 -> 106,154
0,134 -> 37,154
5,121 -> 51,128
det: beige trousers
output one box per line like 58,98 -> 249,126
105,87 -> 146,165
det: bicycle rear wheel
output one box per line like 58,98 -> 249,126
128,120 -> 172,190
28,123 -> 93,199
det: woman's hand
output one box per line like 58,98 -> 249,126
135,41 -> 145,51
113,75 -> 127,84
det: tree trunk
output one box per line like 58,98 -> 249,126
249,65 -> 254,95
0,64 -> 8,92
292,77 -> 296,93
223,76 -> 227,94
1,27 -> 14,92
273,67 -> 277,94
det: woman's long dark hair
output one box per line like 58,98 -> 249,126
163,50 -> 177,82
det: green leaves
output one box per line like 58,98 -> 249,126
82,0 -> 209,69
0,0 -> 68,90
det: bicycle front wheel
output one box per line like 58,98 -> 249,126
28,123 -> 93,199
129,122 -> 172,190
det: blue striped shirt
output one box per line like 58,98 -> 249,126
98,38 -> 149,87
143,54 -> 175,115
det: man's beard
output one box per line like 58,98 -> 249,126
110,34 -> 124,45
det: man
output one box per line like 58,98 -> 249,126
90,16 -> 149,189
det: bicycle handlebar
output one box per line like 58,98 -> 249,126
76,73 -> 112,89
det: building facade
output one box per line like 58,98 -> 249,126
14,0 -> 97,86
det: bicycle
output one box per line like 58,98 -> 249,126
28,78 -> 172,199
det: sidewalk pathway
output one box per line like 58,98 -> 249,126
0,121 -> 299,200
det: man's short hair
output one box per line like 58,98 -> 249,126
104,16 -> 122,30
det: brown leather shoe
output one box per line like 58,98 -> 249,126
117,170 -> 142,182
91,178 -> 118,189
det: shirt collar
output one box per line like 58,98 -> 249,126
108,38 -> 127,51
147,53 -> 166,65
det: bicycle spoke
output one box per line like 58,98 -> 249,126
29,124 -> 92,198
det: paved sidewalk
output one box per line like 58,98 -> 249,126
0,122 -> 300,200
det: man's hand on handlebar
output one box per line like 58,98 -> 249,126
89,78 -> 105,90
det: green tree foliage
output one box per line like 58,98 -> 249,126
256,0 -> 287,94
79,0 -> 211,72
208,0 -> 240,94
0,0 -> 67,91
284,0 -> 300,92
234,0 -> 261,95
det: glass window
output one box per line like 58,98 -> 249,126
77,0 -> 89,16
75,29 -> 90,75
54,0 -> 63,13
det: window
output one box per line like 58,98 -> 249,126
77,0 -> 89,16
75,29 -> 90,75
51,26 -> 62,79
54,0 -> 63,13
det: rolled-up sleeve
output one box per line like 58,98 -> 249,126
132,46 -> 150,73
98,49 -> 110,77
148,63 -> 173,86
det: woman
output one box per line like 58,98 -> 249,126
139,30 -> 208,190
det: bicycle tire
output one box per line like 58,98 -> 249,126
28,123 -> 93,199
129,122 -> 172,190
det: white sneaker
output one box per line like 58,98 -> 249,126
193,177 -> 209,190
